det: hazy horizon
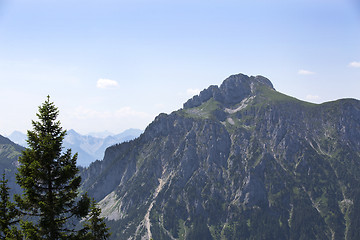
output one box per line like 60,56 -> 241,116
3,127 -> 143,138
1,0 -> 359,135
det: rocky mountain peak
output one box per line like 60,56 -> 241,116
183,73 -> 274,109
78,73 -> 360,239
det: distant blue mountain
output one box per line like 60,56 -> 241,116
7,130 -> 28,147
7,128 -> 143,167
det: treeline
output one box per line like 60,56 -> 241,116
0,97 -> 111,240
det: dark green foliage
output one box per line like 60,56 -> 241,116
162,199 -> 181,238
148,210 -> 169,240
221,220 -> 250,240
82,199 -> 111,240
187,217 -> 213,240
289,193 -> 330,239
0,173 -> 20,239
15,96 -> 92,239
347,192 -> 360,240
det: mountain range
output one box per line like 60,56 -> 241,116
2,73 -> 360,239
7,128 -> 143,167
80,73 -> 360,239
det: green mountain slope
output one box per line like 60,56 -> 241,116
81,73 -> 360,239
0,135 -> 25,195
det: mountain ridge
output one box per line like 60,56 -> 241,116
0,134 -> 25,195
2,73 -> 360,239
81,73 -> 360,239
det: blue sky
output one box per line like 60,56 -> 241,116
0,0 -> 359,135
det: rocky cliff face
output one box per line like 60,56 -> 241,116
81,73 -> 360,240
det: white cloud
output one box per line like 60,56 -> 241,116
306,95 -> 320,101
349,61 -> 360,68
298,69 -> 315,75
186,88 -> 200,96
96,78 -> 118,89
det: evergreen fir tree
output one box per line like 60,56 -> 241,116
82,199 -> 111,240
0,172 -> 20,239
15,96 -> 90,239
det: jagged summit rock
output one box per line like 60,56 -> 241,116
183,73 -> 274,109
